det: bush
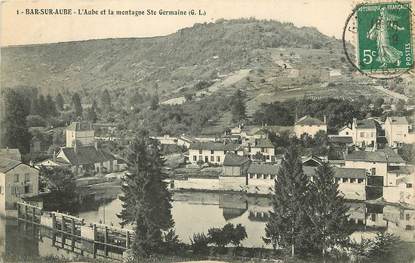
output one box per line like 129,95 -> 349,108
190,233 -> 210,255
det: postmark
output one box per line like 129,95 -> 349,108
343,1 -> 414,79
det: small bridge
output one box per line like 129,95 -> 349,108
16,202 -> 134,260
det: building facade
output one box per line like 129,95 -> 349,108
294,115 -> 327,138
66,122 -> 95,147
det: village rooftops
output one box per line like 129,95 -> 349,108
387,166 -> 414,174
386,116 -> 409,125
59,146 -> 115,165
189,142 -> 241,152
0,158 -> 22,173
247,163 -> 279,175
66,122 -> 94,131
223,153 -> 250,166
345,148 -> 405,163
295,115 -> 325,126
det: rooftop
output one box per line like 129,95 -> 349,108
59,146 -> 115,165
328,135 -> 353,144
247,163 -> 279,175
295,115 -> 325,126
252,138 -> 274,148
0,158 -> 21,173
355,119 -> 376,129
345,148 -> 405,163
223,153 -> 250,166
189,142 -> 241,152
0,148 -> 21,161
387,116 -> 409,125
334,167 -> 367,179
66,122 -> 94,131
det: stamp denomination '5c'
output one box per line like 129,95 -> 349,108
356,2 -> 413,73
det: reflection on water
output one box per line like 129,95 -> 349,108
0,191 -> 414,260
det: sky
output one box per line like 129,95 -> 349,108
1,0 -> 354,47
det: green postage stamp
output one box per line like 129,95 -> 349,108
356,2 -> 414,73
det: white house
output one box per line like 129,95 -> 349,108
383,167 -> 414,206
384,116 -> 415,147
188,142 -> 243,165
0,158 -> 39,215
294,115 -> 327,138
353,118 -> 378,149
66,122 -> 95,147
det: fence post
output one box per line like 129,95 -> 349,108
93,224 -> 97,259
126,231 -> 130,249
104,226 -> 109,256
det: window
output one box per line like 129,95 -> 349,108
345,132 -> 349,135
270,175 -> 275,180
210,150 -> 214,155
371,168 -> 376,176
406,214 -> 410,221
263,174 -> 268,179
24,174 -> 30,183
407,183 -> 413,189
371,214 -> 376,221
342,178 -> 348,183
199,149 -> 202,154
198,155 -> 202,161
360,132 -> 365,138
358,178 -> 364,184
216,156 -> 220,162
193,156 -> 197,161
256,174 -> 261,179
14,174 -> 19,183
350,178 -> 356,183
266,155 -> 270,160
210,156 -> 214,162
249,174 -> 254,179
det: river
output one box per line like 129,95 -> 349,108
1,191 -> 414,261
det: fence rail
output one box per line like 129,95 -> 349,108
16,202 -> 134,259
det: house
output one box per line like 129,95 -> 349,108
384,116 -> 415,147
294,115 -> 327,138
188,142 -> 243,165
383,167 -> 414,206
344,148 -> 406,177
0,158 -> 39,215
0,149 -> 21,161
346,118 -> 378,150
66,121 -> 95,147
304,166 -> 367,200
56,143 -> 118,175
220,153 -> 251,191
244,138 -> 276,162
247,163 -> 279,192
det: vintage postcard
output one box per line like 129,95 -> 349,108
0,0 -> 414,262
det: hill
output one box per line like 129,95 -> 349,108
1,19 -> 341,100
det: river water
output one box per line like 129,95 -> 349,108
1,191 -> 414,261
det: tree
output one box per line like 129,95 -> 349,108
39,166 -> 77,211
2,89 -> 31,154
101,89 -> 112,112
30,96 -> 40,116
118,135 -> 174,257
307,162 -> 351,256
46,94 -> 57,117
38,94 -> 47,118
72,93 -> 83,117
231,89 -> 247,123
398,144 -> 414,164
85,107 -> 98,123
55,93 -> 64,111
264,145 -> 311,256
150,94 -> 159,110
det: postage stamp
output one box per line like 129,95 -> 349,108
356,2 -> 414,73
